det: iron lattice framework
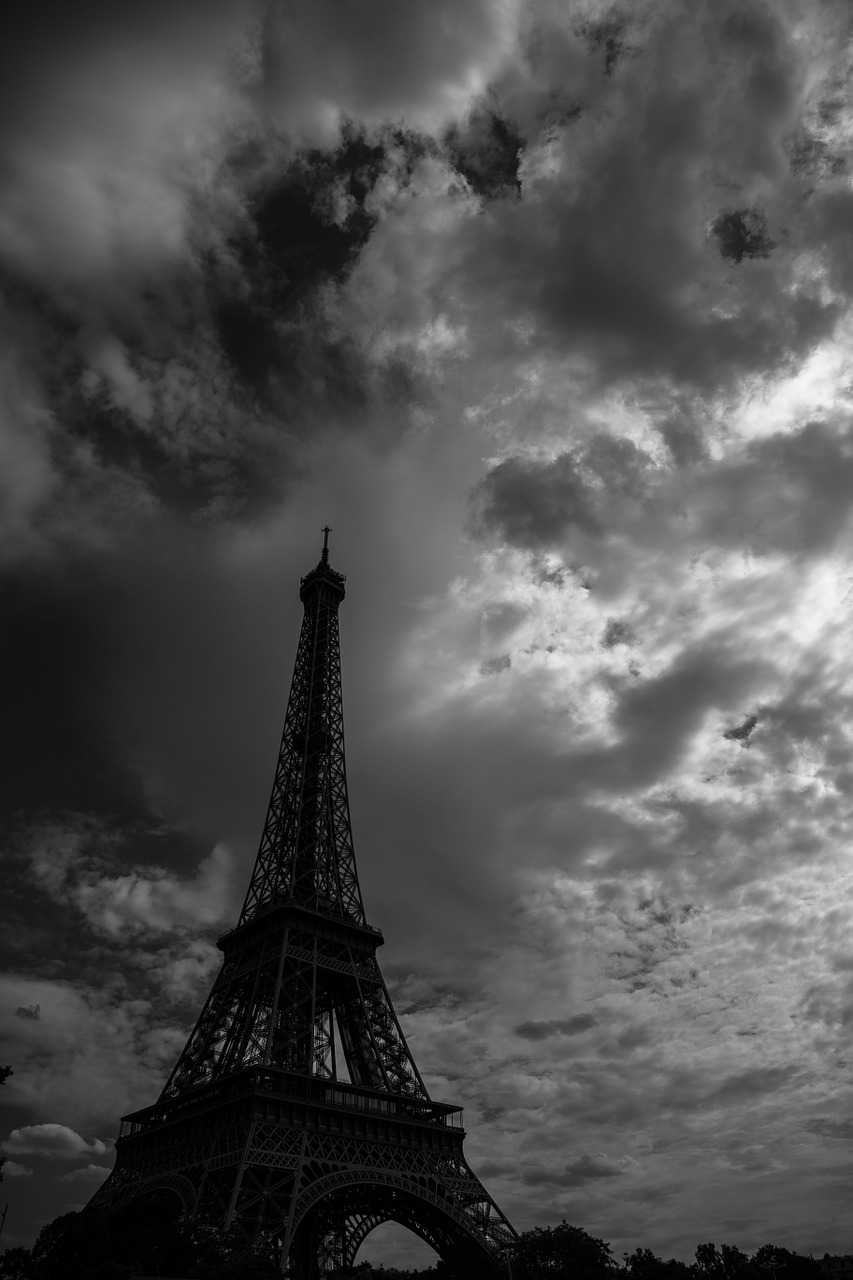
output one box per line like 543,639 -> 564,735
91,535 -> 517,1278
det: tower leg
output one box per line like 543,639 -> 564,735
224,1124 -> 255,1229
290,1213 -> 320,1280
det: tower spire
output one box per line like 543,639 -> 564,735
321,525 -> 331,564
90,541 -> 517,1278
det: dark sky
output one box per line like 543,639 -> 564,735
2,0 -> 853,1269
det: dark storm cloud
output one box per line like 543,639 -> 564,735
473,417 -> 853,567
663,1064 -> 802,1111
514,1014 -> 597,1039
523,1152 -> 630,1186
723,714 -> 759,745
446,1 -> 850,395
473,453 -> 603,549
211,125 -> 450,431
602,619 -> 636,649
14,0 -> 840,571
471,434 -> 650,551
444,106 -> 524,200
711,208 -> 775,264
3,0 -> 852,566
256,0 -> 516,140
585,650 -> 769,792
806,1117 -> 853,1140
0,1 -> 517,552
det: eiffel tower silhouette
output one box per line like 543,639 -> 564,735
92,533 -> 517,1278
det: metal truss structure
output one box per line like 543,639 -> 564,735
91,533 -> 517,1277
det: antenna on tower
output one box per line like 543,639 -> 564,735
321,525 -> 332,564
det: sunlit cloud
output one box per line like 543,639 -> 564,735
3,1125 -> 107,1161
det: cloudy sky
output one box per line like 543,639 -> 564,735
2,0 -> 853,1268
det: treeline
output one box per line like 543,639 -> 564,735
514,1223 -> 822,1280
341,1222 -> 823,1280
0,1199 -> 280,1280
0,1207 -> 825,1280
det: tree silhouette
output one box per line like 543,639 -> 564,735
752,1245 -> 821,1280
513,1220 -> 617,1279
625,1245 -> 694,1280
0,1197 -> 281,1280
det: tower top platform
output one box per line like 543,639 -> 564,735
300,525 -> 346,601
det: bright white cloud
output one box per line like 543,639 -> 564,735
3,1124 -> 107,1161
28,822 -> 236,938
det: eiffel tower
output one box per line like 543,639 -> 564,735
91,532 -> 517,1278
